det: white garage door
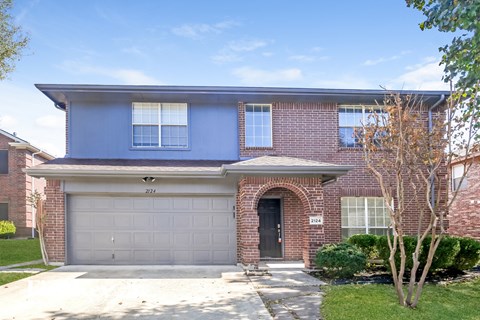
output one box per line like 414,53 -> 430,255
67,195 -> 236,265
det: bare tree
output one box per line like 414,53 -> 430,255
27,191 -> 48,265
361,92 -> 478,307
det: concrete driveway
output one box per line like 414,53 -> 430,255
0,265 -> 271,320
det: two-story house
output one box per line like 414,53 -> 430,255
0,129 -> 54,237
27,85 -> 448,268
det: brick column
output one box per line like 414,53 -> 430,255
44,179 -> 65,263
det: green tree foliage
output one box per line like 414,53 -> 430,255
406,0 -> 480,134
0,0 -> 28,80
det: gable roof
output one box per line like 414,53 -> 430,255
0,129 -> 55,160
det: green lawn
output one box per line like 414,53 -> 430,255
0,273 -> 33,286
0,238 -> 42,266
322,278 -> 480,320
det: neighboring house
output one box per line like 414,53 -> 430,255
0,129 -> 54,237
448,152 -> 480,240
28,85 -> 448,268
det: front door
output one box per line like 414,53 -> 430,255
258,198 -> 282,258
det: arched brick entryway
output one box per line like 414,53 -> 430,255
237,176 -> 325,268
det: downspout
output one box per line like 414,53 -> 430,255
31,150 -> 43,238
428,94 -> 446,208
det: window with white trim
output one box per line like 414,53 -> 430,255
132,103 -> 188,148
452,164 -> 467,191
245,104 -> 272,148
338,105 -> 386,147
341,197 -> 390,238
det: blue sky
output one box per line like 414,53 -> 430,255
0,0 -> 454,156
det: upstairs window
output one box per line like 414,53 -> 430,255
132,103 -> 188,148
0,203 -> 7,220
245,104 -> 272,148
339,105 -> 386,148
341,197 -> 390,238
452,164 -> 467,191
0,150 -> 8,174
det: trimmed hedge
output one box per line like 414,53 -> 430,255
350,234 -> 480,273
0,221 -> 16,239
315,243 -> 367,278
420,236 -> 461,271
377,235 -> 418,271
450,237 -> 480,271
347,234 -> 379,259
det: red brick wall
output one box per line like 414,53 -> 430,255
44,179 -> 65,263
0,134 -> 49,237
449,157 -> 480,240
237,102 -> 437,239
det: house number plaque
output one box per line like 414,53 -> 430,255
309,216 -> 323,225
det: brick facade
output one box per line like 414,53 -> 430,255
449,156 -> 480,240
44,179 -> 65,262
0,133 -> 49,237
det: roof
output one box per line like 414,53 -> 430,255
26,156 -> 353,181
35,84 -> 450,110
0,128 -> 55,160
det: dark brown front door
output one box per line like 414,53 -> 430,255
258,198 -> 282,258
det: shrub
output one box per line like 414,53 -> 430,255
420,236 -> 460,271
450,237 -> 480,271
377,235 -> 417,271
315,243 -> 367,278
347,234 -> 379,259
0,221 -> 16,239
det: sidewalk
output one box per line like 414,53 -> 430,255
247,262 -> 326,320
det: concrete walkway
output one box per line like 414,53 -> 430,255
247,262 -> 326,320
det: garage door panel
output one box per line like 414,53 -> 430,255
93,232 -> 113,247
173,198 -> 191,210
68,195 -> 236,265
173,251 -> 192,264
133,232 -> 153,247
193,233 -> 211,246
173,215 -> 191,228
154,233 -> 171,246
114,215 -> 132,228
173,233 -> 191,246
93,215 -> 114,228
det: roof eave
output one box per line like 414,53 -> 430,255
26,168 -> 224,179
8,143 -> 55,160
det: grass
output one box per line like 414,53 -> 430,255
0,238 -> 42,266
0,273 -> 33,286
12,263 -> 57,271
322,278 -> 480,320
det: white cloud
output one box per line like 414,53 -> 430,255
35,115 -> 65,129
171,20 -> 238,39
363,50 -> 412,66
387,60 -> 449,90
59,60 -> 162,85
227,40 -> 267,52
122,46 -> 147,59
312,76 -> 374,90
232,67 -> 303,86
289,55 -> 316,62
212,39 -> 269,64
